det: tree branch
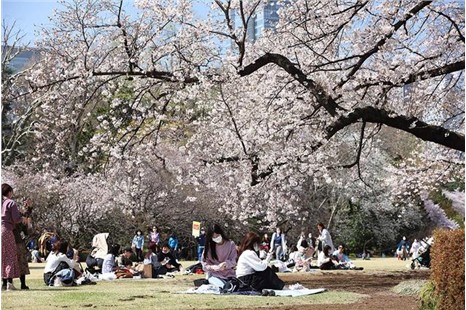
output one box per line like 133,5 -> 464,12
337,1 -> 433,88
326,106 -> 465,151
238,53 -> 343,116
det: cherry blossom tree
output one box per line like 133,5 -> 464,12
1,22 -> 40,165
3,0 -> 464,233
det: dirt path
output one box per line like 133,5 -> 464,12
223,269 -> 430,310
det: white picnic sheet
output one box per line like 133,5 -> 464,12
273,288 -> 326,297
183,284 -> 326,297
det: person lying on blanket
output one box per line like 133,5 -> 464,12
236,232 -> 285,292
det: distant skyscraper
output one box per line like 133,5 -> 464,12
232,0 -> 284,42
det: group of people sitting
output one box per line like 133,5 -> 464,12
260,223 -> 363,273
42,232 -> 187,286
41,223 -> 362,291
198,224 -> 362,294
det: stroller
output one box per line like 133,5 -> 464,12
410,237 -> 432,270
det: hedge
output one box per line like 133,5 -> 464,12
429,229 -> 464,310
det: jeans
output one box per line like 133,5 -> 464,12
197,246 -> 205,261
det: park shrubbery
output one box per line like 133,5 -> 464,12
420,229 -> 464,310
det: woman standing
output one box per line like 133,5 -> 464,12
131,229 -> 144,262
148,226 -> 160,252
269,227 -> 287,261
201,224 -> 237,289
2,183 -> 23,291
316,223 -> 334,256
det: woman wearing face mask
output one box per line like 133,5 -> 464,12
236,232 -> 284,293
131,229 -> 144,262
202,224 -> 237,288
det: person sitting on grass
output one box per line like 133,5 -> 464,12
117,247 -> 134,269
101,244 -> 120,280
157,242 -> 183,275
291,241 -> 313,272
43,239 -> 78,285
332,244 -> 363,270
201,223 -> 237,290
317,245 -> 337,270
236,232 -> 284,294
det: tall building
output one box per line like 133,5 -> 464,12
232,0 -> 284,42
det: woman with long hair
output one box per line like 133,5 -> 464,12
201,223 -> 237,288
236,232 -> 284,292
316,223 -> 334,256
317,245 -> 336,270
43,240 -> 77,285
2,183 -> 23,291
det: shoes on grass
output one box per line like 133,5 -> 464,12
261,289 -> 276,296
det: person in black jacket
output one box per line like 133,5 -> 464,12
157,243 -> 184,274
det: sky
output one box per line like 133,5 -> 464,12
1,0 -> 210,46
1,0 -> 62,45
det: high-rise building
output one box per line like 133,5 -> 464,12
232,0 -> 284,42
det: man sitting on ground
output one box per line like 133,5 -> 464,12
157,243 -> 184,275
332,244 -> 363,270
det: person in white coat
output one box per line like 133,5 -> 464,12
236,232 -> 284,292
269,227 -> 287,261
316,223 -> 334,255
410,239 -> 421,259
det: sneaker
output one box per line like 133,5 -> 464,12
261,289 -> 275,296
6,283 -> 17,291
20,285 -> 29,290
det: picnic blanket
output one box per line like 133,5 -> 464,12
183,284 -> 326,297
273,288 -> 326,297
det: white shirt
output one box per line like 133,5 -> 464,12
102,253 -> 116,274
317,228 -> 334,251
317,251 -> 331,267
44,252 -> 76,273
410,241 -> 421,258
236,250 -> 268,278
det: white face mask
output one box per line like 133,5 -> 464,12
253,243 -> 260,252
212,235 -> 223,244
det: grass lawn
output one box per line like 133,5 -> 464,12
1,258 -> 411,309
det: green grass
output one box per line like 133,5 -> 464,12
392,279 -> 428,296
1,258 -> 410,309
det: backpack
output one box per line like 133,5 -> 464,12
186,262 -> 203,274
